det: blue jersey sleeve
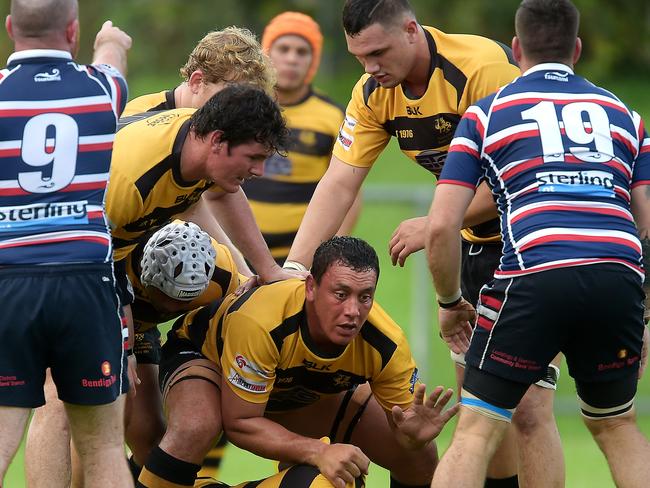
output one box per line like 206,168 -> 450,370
91,64 -> 128,117
438,105 -> 486,190
632,120 -> 650,187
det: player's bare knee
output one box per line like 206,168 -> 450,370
583,410 -> 636,439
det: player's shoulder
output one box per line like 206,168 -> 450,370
425,26 -> 516,74
123,90 -> 169,117
360,301 -> 408,360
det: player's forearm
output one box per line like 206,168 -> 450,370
205,189 -> 276,280
337,190 -> 363,236
462,181 -> 497,229
180,198 -> 253,277
92,21 -> 131,76
426,215 -> 463,300
224,416 -> 326,466
288,178 -> 358,268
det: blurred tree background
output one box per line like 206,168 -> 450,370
2,0 -> 648,103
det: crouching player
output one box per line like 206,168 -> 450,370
139,236 -> 458,488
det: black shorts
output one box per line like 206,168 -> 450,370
465,264 -> 644,408
461,240 -> 502,307
134,327 -> 162,365
159,331 -> 206,392
114,258 -> 135,307
0,264 -> 128,407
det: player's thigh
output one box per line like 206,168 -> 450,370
160,336 -> 223,445
125,362 -> 165,457
65,395 -> 126,454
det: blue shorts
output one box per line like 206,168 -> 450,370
0,263 -> 128,407
465,263 -> 644,409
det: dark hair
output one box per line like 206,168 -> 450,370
515,0 -> 580,64
342,0 -> 415,36
311,236 -> 380,284
189,84 -> 289,153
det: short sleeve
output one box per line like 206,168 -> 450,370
92,63 -> 129,117
220,311 -> 279,404
332,77 -> 390,168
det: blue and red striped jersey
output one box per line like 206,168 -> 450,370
0,49 -> 127,265
439,63 -> 650,279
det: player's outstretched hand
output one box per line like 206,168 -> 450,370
92,21 -> 132,75
94,20 -> 132,52
389,217 -> 427,267
438,297 -> 475,354
313,443 -> 369,488
391,384 -> 459,449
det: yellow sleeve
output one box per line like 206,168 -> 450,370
367,307 -> 419,412
459,62 -> 520,113
331,76 -> 391,168
220,311 -> 279,404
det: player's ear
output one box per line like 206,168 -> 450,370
573,37 -> 582,65
405,19 -> 418,42
512,36 -> 522,65
305,274 -> 316,300
188,70 -> 204,93
5,15 -> 14,40
210,130 -> 225,152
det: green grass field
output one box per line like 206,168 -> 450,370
5,78 -> 650,487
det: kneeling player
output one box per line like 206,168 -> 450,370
140,237 -> 458,488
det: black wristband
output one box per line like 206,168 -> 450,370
126,348 -> 134,357
438,296 -> 462,309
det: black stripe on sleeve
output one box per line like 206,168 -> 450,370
269,311 -> 302,353
360,322 -> 397,370
362,76 -> 380,107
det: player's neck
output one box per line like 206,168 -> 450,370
276,84 -> 310,106
401,30 -> 431,98
178,131 -> 205,182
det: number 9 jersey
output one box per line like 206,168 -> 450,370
0,50 -> 127,265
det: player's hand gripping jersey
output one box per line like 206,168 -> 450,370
106,109 -> 224,261
335,26 -> 519,243
0,50 -> 127,264
439,63 -> 650,277
173,279 -> 419,412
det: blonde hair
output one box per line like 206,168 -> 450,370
180,26 -> 276,96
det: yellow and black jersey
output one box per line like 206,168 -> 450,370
196,464 -> 363,487
174,279 -> 419,413
126,222 -> 244,333
122,89 -> 176,118
333,26 -> 519,243
242,89 -> 344,260
107,109 -> 223,261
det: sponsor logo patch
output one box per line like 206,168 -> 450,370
544,71 -> 569,82
536,170 -> 615,197
337,128 -> 354,151
101,361 -> 112,377
233,354 -> 271,379
34,69 -> 61,82
409,367 -> 419,394
0,201 -> 89,230
228,369 -> 268,394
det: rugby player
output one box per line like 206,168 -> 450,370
242,12 -> 360,265
427,1 -> 650,486
0,0 -> 132,486
284,1 -> 562,486
141,236 -> 458,488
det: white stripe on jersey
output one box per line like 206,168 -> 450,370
610,124 -> 640,156
0,95 -> 111,110
0,172 -> 110,189
0,230 -> 111,248
484,122 -> 539,148
514,227 -> 642,252
493,91 -> 630,112
74,64 -> 120,119
449,137 -> 479,152
510,200 -> 634,221
494,258 -> 644,279
0,133 -> 115,151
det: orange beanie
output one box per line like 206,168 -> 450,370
262,12 -> 323,85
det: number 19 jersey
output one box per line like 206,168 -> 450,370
0,50 -> 127,265
440,63 -> 650,278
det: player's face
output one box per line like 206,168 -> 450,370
269,35 -> 313,92
306,263 -> 377,349
346,22 -> 415,88
207,139 -> 269,193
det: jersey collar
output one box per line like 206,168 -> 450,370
522,63 -> 574,77
7,49 -> 72,67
